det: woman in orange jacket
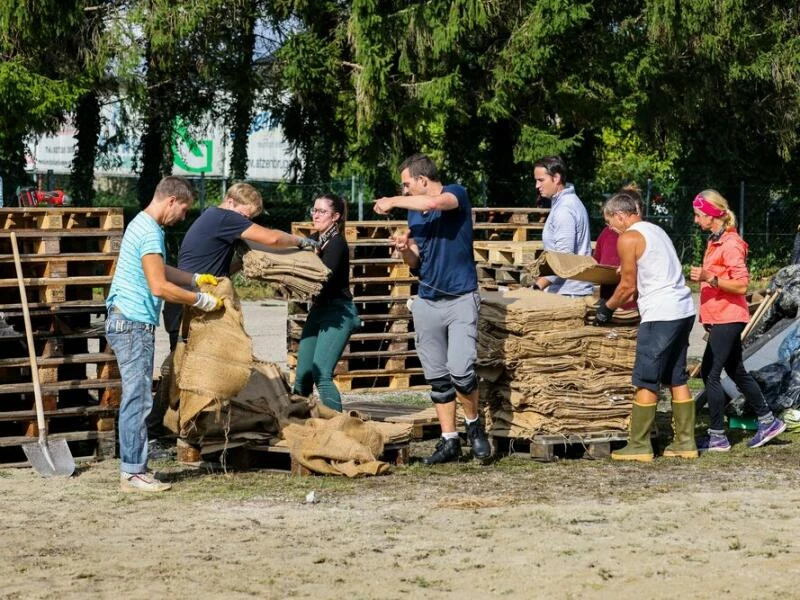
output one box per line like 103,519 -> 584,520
689,189 -> 785,451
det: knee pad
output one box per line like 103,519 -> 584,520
451,372 -> 478,395
429,377 -> 456,404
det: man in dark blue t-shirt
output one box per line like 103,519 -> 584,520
374,153 -> 491,465
152,183 -> 315,439
163,182 -> 315,350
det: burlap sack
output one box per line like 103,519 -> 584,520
242,246 -> 331,300
527,251 -> 620,285
176,277 -> 253,425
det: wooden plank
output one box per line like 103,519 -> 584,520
0,405 -> 118,422
0,299 -> 107,314
350,275 -> 417,285
0,352 -> 116,369
0,429 -> 115,448
0,251 -> 118,263
0,275 -> 112,288
0,377 -> 121,395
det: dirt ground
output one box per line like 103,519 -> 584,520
3,426 -> 800,599
5,300 -> 799,599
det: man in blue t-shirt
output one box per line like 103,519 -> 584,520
106,175 -> 224,493
153,183 -> 318,441
374,153 -> 491,465
163,182 -> 317,351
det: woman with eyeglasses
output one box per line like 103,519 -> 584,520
292,194 -> 361,412
689,189 -> 785,451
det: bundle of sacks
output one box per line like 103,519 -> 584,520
241,244 -> 331,300
162,277 -> 411,476
477,288 -> 638,438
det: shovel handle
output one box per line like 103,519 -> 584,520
10,233 -> 48,440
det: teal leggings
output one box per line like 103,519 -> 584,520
293,299 -> 361,411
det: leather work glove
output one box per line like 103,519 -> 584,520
296,236 -> 320,250
193,292 -> 223,312
594,299 -> 615,326
192,273 -> 218,288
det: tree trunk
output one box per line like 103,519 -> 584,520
71,91 -> 101,206
0,134 -> 27,207
228,6 -> 257,181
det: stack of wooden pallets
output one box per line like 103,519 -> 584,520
289,209 -> 550,393
289,220 -> 425,392
472,207 -> 548,290
0,207 -> 123,466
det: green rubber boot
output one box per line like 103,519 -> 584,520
612,403 -> 655,462
662,399 -> 699,459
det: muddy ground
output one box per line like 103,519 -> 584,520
4,300 -> 799,598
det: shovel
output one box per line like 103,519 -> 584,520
10,232 -> 75,477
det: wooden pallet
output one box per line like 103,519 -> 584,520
0,209 -> 122,464
0,274 -> 112,304
0,229 -> 123,254
472,241 -> 544,266
333,369 -> 427,393
350,258 -> 410,279
491,430 -> 631,462
475,264 -> 529,286
293,218 -> 544,244
473,222 -> 544,242
385,406 -> 466,440
292,221 -> 408,243
0,207 -> 123,231
472,207 -> 550,223
288,331 -> 416,357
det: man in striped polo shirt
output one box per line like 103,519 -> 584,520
106,176 -> 223,492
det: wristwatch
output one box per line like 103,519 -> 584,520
709,276 -> 719,288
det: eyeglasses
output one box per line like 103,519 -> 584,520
309,207 -> 332,217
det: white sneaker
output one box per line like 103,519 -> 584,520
120,471 -> 172,493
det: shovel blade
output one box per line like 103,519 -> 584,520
22,439 -> 76,477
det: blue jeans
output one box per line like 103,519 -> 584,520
293,299 -> 361,412
105,311 -> 156,474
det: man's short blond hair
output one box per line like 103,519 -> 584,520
226,182 -> 263,217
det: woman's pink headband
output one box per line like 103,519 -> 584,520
693,194 -> 726,218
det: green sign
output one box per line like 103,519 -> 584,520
171,118 -> 213,173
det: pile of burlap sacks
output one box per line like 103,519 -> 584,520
241,245 -> 331,300
161,275 -> 411,476
477,288 -> 638,438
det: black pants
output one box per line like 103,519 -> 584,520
701,322 -> 771,431
162,301 -> 184,352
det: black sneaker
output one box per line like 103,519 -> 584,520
466,419 -> 492,461
422,437 -> 462,465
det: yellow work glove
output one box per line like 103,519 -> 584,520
192,273 -> 218,287
192,292 -> 223,312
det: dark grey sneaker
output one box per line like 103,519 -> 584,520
466,419 -> 492,461
422,437 -> 462,465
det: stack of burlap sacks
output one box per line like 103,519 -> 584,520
241,245 -> 331,300
477,288 -> 638,438
162,275 -> 411,477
